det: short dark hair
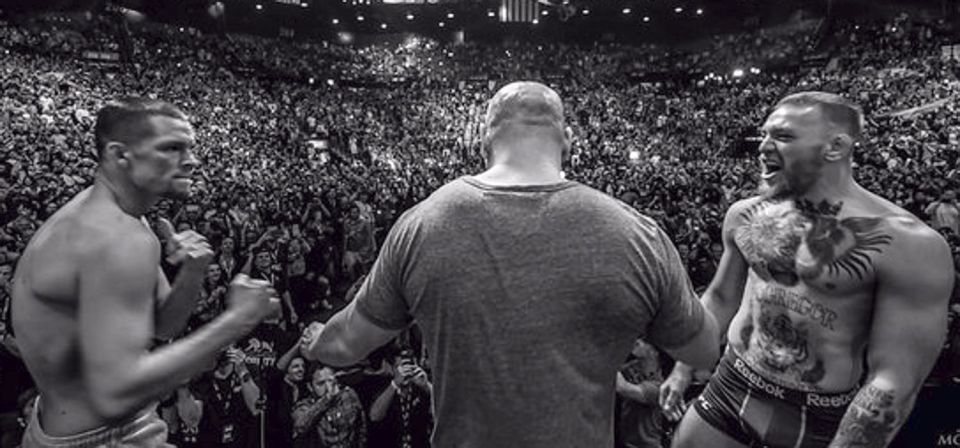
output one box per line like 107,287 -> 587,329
94,97 -> 188,160
775,91 -> 864,141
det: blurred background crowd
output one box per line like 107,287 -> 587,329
1,4 -> 960,448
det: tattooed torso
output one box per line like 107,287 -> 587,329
728,197 -> 896,392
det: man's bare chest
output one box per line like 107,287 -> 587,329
733,199 -> 893,293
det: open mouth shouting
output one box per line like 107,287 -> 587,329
760,158 -> 782,180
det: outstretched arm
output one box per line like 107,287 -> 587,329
828,225 -> 954,448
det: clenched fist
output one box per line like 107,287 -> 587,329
226,274 -> 280,328
157,217 -> 213,268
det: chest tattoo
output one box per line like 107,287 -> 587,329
735,199 -> 893,287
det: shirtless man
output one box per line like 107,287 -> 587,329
11,98 -> 279,447
660,92 -> 955,448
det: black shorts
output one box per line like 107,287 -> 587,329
692,350 -> 858,448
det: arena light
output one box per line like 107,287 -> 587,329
380,23 -> 387,29
308,77 -> 315,84
582,8 -> 590,15
732,69 -> 744,78
332,18 -> 339,24
532,18 -> 539,24
622,7 -> 631,14
438,21 -> 445,27
300,2 -> 307,7
406,13 -> 414,20
541,9 -> 548,15
674,6 -> 683,13
255,3 -> 263,10
447,12 -> 454,19
642,16 -> 650,22
487,10 -> 495,17
696,8 -> 703,15
357,15 -> 364,21
327,79 -> 335,86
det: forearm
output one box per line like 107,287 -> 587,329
828,379 -> 918,448
239,374 -> 261,415
95,313 -> 254,419
369,383 -> 397,422
155,269 -> 205,339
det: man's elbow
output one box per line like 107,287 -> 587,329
682,312 -> 722,370
304,339 -> 362,367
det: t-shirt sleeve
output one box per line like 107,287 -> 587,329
644,227 -> 706,349
354,214 -> 415,331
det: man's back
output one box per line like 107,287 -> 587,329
11,187 -> 159,436
356,177 -> 704,448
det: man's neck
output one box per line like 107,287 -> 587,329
94,170 -> 155,218
474,163 -> 563,187
788,177 -> 861,215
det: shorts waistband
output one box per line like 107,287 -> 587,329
27,396 -> 159,447
722,349 -> 859,409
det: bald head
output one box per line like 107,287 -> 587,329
485,82 -> 565,129
483,82 -> 568,162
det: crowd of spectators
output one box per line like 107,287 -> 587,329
1,10 -> 959,448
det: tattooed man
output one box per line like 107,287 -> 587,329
660,92 -> 955,448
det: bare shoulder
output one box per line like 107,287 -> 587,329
875,213 -> 953,284
882,214 -> 950,259
720,196 -> 774,238
66,200 -> 159,263
724,196 -> 766,224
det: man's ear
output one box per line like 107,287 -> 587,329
105,141 -> 129,167
561,126 -> 573,161
824,133 -> 854,162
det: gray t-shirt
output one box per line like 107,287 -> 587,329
355,176 -> 704,448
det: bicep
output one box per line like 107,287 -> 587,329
703,205 -> 749,306
78,237 -> 158,400
867,232 -> 954,389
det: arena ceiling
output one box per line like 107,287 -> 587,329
0,0 -> 950,45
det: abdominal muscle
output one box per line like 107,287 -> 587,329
726,276 -> 872,393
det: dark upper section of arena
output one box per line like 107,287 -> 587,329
2,0 -> 957,46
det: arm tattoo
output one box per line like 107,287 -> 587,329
829,384 -> 900,448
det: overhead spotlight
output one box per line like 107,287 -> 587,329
327,79 -> 335,86
380,23 -> 387,29
582,8 -> 590,15
674,6 -> 683,13
309,78 -> 315,84
622,8 -> 631,14
357,15 -> 364,21
541,9 -> 548,15
447,12 -> 454,19
439,21 -> 445,27
696,8 -> 703,15
732,69 -> 744,78
300,3 -> 307,7
255,3 -> 263,10
332,18 -> 340,24
643,16 -> 650,22
487,10 -> 495,17
406,13 -> 414,20
532,18 -> 539,24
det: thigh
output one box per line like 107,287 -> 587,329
671,407 -> 748,448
